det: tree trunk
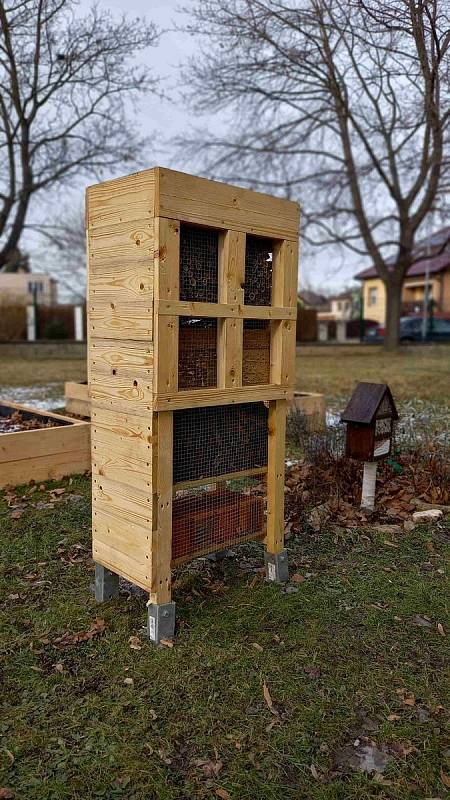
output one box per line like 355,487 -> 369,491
384,277 -> 403,351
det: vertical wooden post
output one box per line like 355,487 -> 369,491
266,398 -> 287,555
154,217 -> 180,394
151,217 -> 180,604
150,410 -> 173,604
270,239 -> 299,386
217,230 -> 245,388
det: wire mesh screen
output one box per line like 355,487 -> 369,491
179,224 -> 219,303
178,317 -> 217,389
173,402 -> 268,484
172,476 -> 266,562
243,320 -> 271,385
244,236 -> 273,306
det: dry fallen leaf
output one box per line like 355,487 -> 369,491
291,573 -> 305,583
129,636 -> 142,650
441,768 -> 450,788
387,714 -> 401,721
195,757 -> 223,778
310,764 -> 319,780
251,642 -> 264,652
389,740 -> 415,758
263,681 -> 279,716
123,677 -> 134,686
215,789 -> 230,800
403,694 -> 416,707
160,638 -> 174,648
54,662 -> 64,673
437,623 -> 445,636
10,510 -> 23,520
0,789 -> 14,799
53,618 -> 106,648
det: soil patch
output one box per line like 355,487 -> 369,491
0,411 -> 59,434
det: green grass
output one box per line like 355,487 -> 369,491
2,344 -> 450,405
1,357 -> 86,387
1,476 -> 449,799
296,343 -> 450,402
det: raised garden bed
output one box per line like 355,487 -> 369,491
290,391 -> 326,428
0,401 -> 90,488
64,381 -> 90,418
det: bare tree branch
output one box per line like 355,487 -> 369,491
0,0 -> 159,269
179,0 -> 450,348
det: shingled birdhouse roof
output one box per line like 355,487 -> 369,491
341,382 -> 399,425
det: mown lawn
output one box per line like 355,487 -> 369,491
1,343 -> 449,404
1,476 -> 449,799
296,343 -> 450,402
1,357 -> 86,387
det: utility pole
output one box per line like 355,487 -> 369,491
32,282 -> 39,340
422,219 -> 433,341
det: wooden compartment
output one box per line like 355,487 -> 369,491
0,401 -> 90,488
86,167 -> 300,602
172,487 -> 265,561
178,320 -> 217,389
242,322 -> 271,385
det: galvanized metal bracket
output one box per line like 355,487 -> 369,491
94,563 -> 119,602
147,601 -> 176,645
265,549 -> 289,583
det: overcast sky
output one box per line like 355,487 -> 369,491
36,0 -> 362,295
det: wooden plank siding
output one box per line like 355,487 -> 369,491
87,172 -> 156,590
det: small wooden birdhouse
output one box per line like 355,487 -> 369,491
341,382 -> 398,462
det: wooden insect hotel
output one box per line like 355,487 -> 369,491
86,167 -> 300,642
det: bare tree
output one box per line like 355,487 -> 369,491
36,207 -> 87,301
180,0 -> 450,349
0,0 -> 159,270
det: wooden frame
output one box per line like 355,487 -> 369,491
0,401 -> 90,488
86,167 -> 300,597
290,392 -> 326,429
65,381 -> 90,418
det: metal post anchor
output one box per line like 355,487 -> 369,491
147,601 -> 176,645
265,548 -> 289,583
94,563 -> 119,602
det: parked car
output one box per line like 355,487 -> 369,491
364,316 -> 450,343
